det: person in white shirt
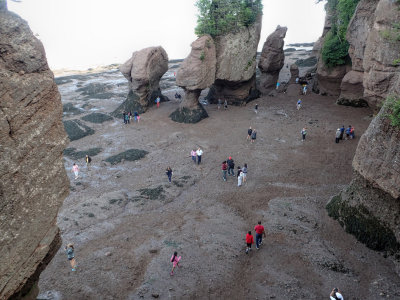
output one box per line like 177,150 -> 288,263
196,148 -> 203,165
330,288 -> 344,300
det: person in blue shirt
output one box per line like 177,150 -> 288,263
297,99 -> 302,110
340,125 -> 345,140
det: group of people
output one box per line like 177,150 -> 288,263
122,111 -> 141,124
71,155 -> 92,179
190,148 -> 203,165
245,221 -> 266,254
247,126 -> 257,143
221,157 -> 248,186
335,125 -> 355,143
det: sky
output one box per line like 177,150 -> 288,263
8,0 -> 326,70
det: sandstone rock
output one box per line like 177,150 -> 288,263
353,105 -> 400,199
362,0 -> 400,109
208,15 -> 262,104
171,35 -> 215,123
337,70 -> 367,107
258,26 -> 287,94
119,46 -> 169,111
176,35 -> 216,91
289,64 -> 299,84
0,9 -> 69,300
313,6 -> 347,96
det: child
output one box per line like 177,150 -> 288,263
242,163 -> 248,182
65,243 -> 77,271
170,251 -> 181,275
237,166 -> 243,187
245,231 -> 254,254
72,163 -> 79,180
191,150 -> 196,163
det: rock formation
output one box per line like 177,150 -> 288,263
207,15 -> 262,105
337,0 -> 379,107
327,0 -> 400,255
115,46 -> 168,115
258,26 -> 287,94
0,7 -> 69,300
362,0 -> 400,109
313,7 -> 347,96
171,35 -> 216,123
289,64 -> 299,84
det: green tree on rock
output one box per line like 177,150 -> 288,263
195,0 -> 263,37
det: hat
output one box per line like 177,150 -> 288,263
229,156 -> 232,159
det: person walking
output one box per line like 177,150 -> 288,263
122,111 -> 127,124
276,82 -> 280,90
190,149 -> 196,164
297,99 -> 302,110
72,163 -> 79,180
170,251 -> 181,276
330,288 -> 344,300
301,127 -> 307,142
85,155 -> 92,170
245,231 -> 254,254
303,85 -> 307,95
254,221 -> 266,249
242,163 -> 248,182
65,243 -> 77,271
247,126 -> 252,141
196,148 -> 203,165
221,161 -> 228,181
227,156 -> 235,176
166,167 -> 173,183
254,103 -> 258,114
156,96 -> 160,108
134,111 -> 139,122
251,129 -> 257,143
340,125 -> 345,140
237,166 -> 244,187
218,98 -> 222,110
224,100 -> 228,110
335,128 -> 341,143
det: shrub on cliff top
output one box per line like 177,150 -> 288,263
321,0 -> 360,68
195,0 -> 263,37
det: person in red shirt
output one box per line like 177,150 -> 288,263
245,231 -> 254,254
221,161 -> 228,181
254,221 -> 266,249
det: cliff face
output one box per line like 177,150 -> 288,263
362,0 -> 400,109
0,9 -> 69,300
207,15 -> 262,105
313,7 -> 348,97
327,0 -> 400,255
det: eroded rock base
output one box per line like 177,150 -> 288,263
170,105 -> 208,124
327,173 -> 400,255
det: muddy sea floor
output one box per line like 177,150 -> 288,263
38,62 -> 400,299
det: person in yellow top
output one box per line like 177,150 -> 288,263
85,155 -> 92,170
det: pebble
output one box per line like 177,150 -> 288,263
105,252 -> 112,256
151,293 -> 159,298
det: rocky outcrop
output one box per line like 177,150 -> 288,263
258,26 -> 287,94
313,7 -> 347,96
207,15 -> 262,105
353,105 -> 400,199
337,70 -> 367,107
171,35 -> 215,123
117,46 -> 168,114
289,64 -> 299,84
327,0 -> 400,255
0,8 -> 69,300
338,0 -> 379,106
362,0 -> 400,109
